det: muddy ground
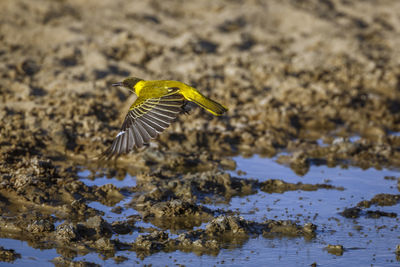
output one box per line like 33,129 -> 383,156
1,0 -> 400,265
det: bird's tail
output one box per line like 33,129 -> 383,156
185,90 -> 228,116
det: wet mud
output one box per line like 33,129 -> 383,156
1,0 -> 400,265
0,246 -> 20,263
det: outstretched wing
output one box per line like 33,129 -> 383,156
102,89 -> 184,157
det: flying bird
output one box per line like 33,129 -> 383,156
102,77 -> 227,157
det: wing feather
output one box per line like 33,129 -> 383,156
132,125 -> 143,148
135,120 -> 151,143
127,128 -> 135,149
101,89 -> 185,157
141,114 -> 169,130
120,131 -> 127,153
137,119 -> 158,138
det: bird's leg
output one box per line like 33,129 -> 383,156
181,101 -> 193,115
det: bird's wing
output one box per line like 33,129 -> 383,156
102,88 -> 184,157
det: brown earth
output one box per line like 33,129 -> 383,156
1,0 -> 400,263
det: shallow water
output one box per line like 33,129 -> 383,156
389,131 -> 400,137
1,155 -> 400,266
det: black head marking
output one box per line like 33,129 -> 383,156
122,77 -> 143,89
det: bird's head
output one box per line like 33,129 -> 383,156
112,77 -> 143,92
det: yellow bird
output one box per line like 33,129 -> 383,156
102,77 -> 228,157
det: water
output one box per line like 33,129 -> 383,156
1,155 -> 400,266
231,155 -> 399,223
316,135 -> 361,147
0,238 -> 58,266
78,170 -> 136,187
87,197 -> 138,223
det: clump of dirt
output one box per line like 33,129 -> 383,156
365,210 -> 397,219
396,245 -> 400,259
341,193 -> 400,219
259,179 -> 342,193
325,244 -> 344,256
341,207 -> 397,219
0,246 -> 21,263
52,257 -> 100,267
139,199 -> 215,230
132,170 -> 257,204
49,216 -> 129,259
357,194 -> 400,208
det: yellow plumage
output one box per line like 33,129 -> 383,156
132,80 -> 227,116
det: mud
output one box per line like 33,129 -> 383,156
1,0 -> 400,265
0,246 -> 21,263
325,244 -> 344,256
133,215 -> 315,258
130,170 -> 337,230
357,193 -> 400,208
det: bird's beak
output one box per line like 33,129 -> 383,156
112,82 -> 123,87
